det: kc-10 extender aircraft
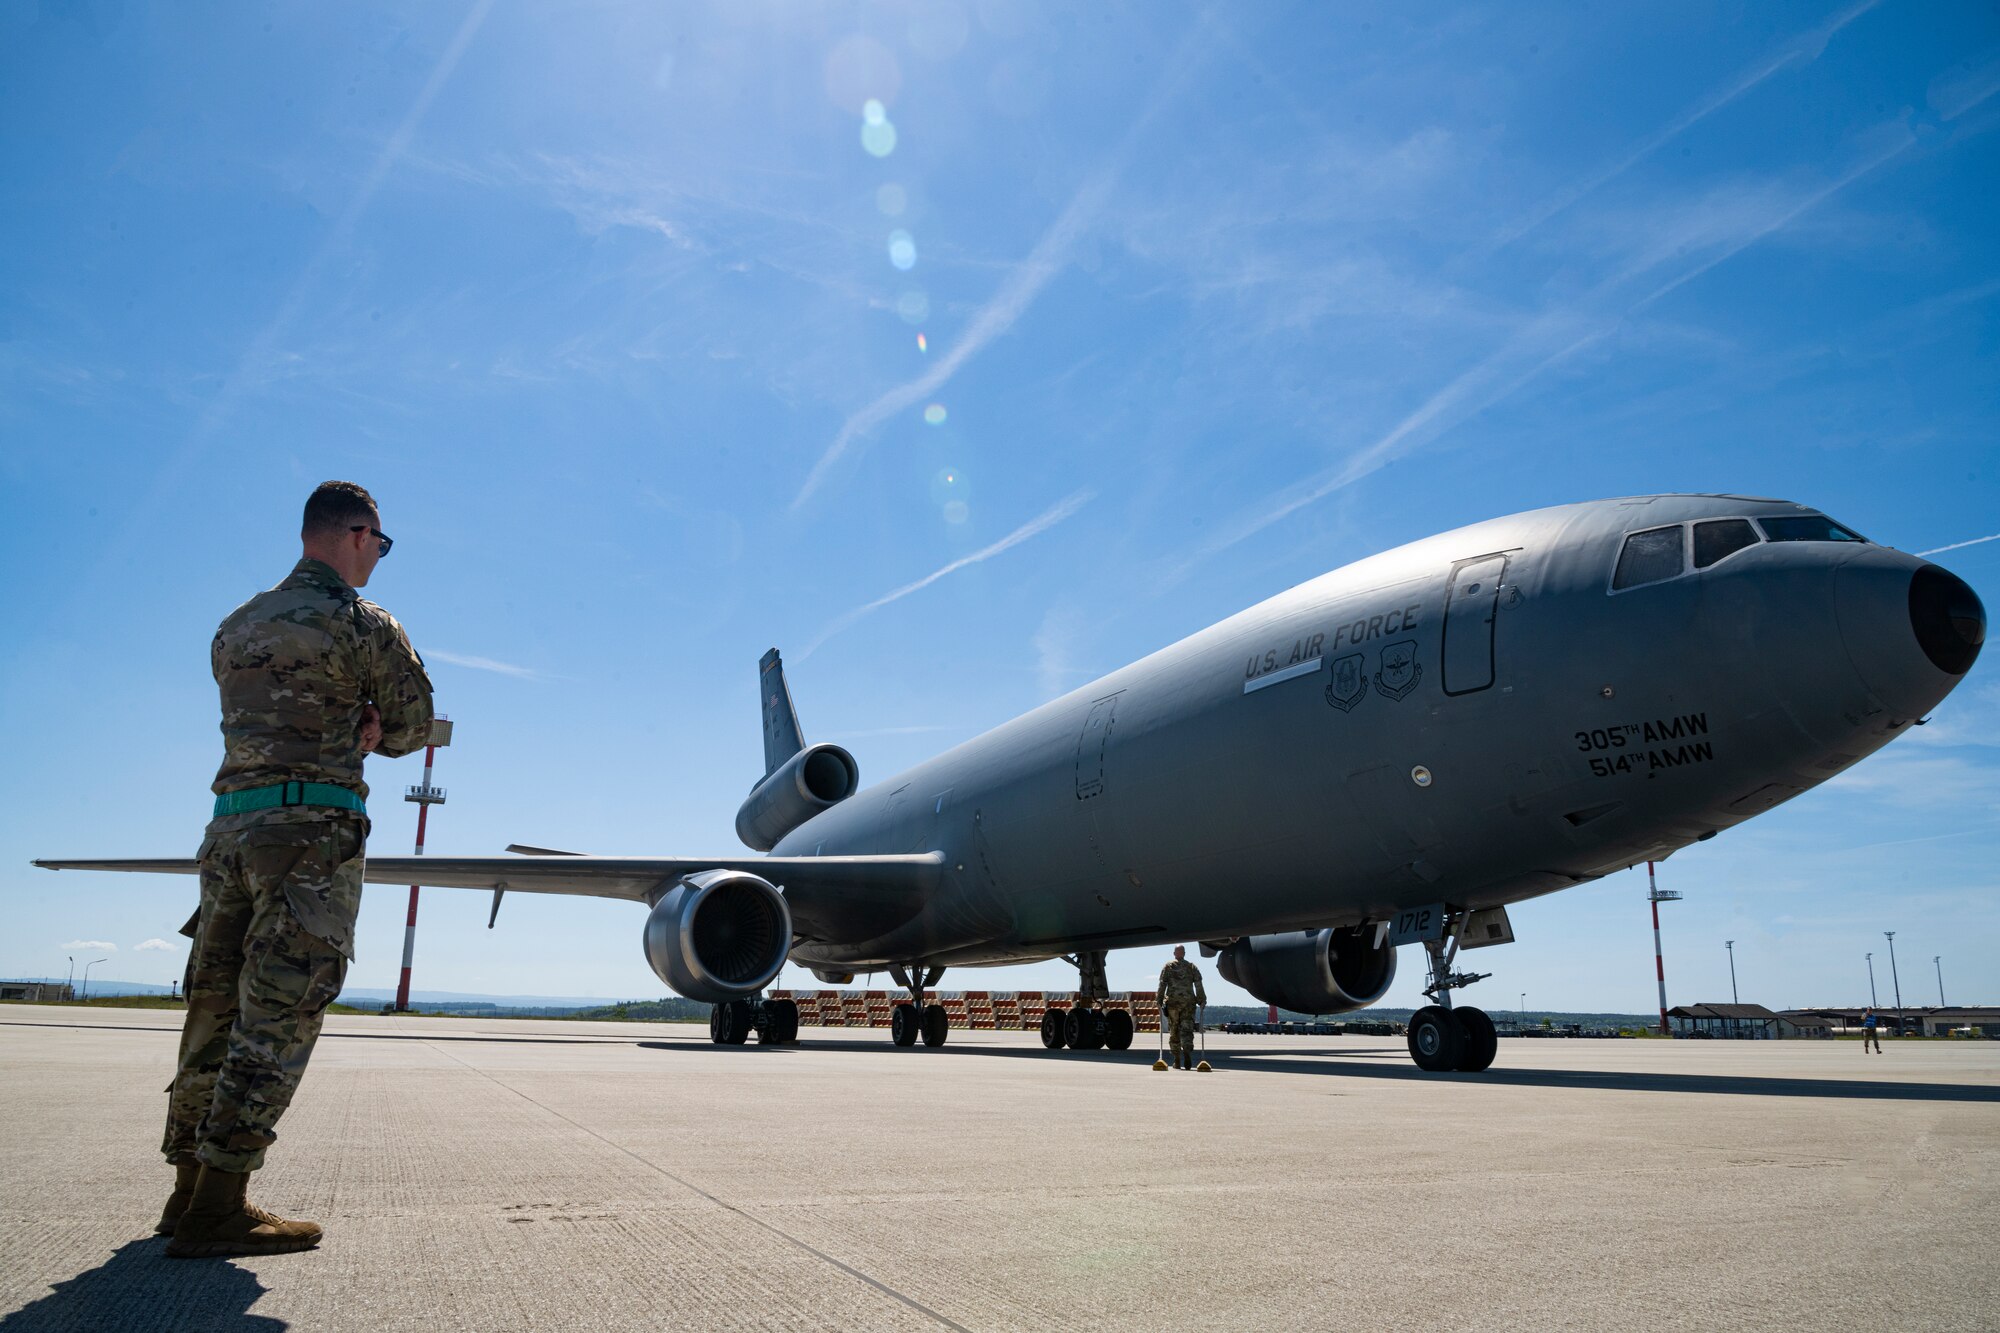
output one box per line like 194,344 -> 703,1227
38,495 -> 1986,1071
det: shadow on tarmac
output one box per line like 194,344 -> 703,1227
632,1035 -> 2000,1103
0,1239 -> 285,1332
14,1019 -> 1992,1104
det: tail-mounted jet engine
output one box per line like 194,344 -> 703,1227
642,869 -> 792,1004
1217,926 -> 1396,1015
735,744 -> 860,851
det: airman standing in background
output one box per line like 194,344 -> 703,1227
162,481 -> 433,1258
1158,945 -> 1207,1070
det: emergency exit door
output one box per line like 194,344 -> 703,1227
1442,554 -> 1510,695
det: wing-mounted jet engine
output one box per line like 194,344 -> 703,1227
1216,927 -> 1396,1015
734,649 -> 860,851
642,870 -> 792,1004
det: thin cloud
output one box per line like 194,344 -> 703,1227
789,24 -> 1212,511
1484,0 -> 1880,254
64,940 -> 116,952
135,939 -> 179,952
425,649 -> 545,680
800,490 -> 1095,659
1178,84 -> 1989,579
1918,533 -> 2000,557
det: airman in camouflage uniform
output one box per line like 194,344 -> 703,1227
1158,945 -> 1207,1070
163,481 -> 432,1258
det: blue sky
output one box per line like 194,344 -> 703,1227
2,1 -> 1995,1014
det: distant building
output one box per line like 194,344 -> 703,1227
0,981 -> 75,1002
1668,1003 -> 1832,1039
1786,1007 -> 2000,1037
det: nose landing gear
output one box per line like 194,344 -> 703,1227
1407,913 -> 1498,1073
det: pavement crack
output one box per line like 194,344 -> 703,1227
419,1040 -> 972,1332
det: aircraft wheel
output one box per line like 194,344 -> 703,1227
1065,1007 -> 1104,1051
1407,1005 -> 1463,1072
1039,1009 -> 1067,1049
1103,1009 -> 1135,1051
761,999 -> 799,1045
891,1002 -> 919,1047
711,1000 -> 753,1046
921,1003 -> 949,1047
1453,1006 -> 1497,1072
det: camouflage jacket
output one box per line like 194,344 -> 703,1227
207,558 -> 433,831
1158,958 -> 1206,1006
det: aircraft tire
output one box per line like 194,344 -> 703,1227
891,1002 -> 919,1047
1406,1005 -> 1463,1072
1452,1006 -> 1497,1072
921,1003 -> 949,1047
711,1000 -> 753,1046
1039,1009 -> 1067,1049
1103,1009 -> 1135,1050
762,999 -> 799,1045
1065,1008 -> 1104,1051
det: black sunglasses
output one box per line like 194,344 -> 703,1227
349,525 -> 393,557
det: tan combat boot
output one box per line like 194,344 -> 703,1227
165,1166 -> 323,1258
156,1161 -> 200,1235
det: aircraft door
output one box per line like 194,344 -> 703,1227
1442,553 -> 1510,695
1074,693 -> 1120,799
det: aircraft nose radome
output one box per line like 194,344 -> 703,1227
1834,553 -> 1983,719
1909,564 -> 1985,677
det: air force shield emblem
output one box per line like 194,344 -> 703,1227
1325,652 -> 1366,712
1374,639 -> 1421,701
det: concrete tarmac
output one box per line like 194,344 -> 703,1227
2,1008 -> 1995,1332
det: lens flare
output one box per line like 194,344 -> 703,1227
916,332 -> 927,353
877,183 -> 907,216
861,119 -> 897,157
924,404 -> 947,425
896,290 -> 929,323
887,230 -> 917,270
942,500 -> 969,524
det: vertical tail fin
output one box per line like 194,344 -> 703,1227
759,648 -> 805,777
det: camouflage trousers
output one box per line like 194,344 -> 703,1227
164,817 -> 364,1173
1163,1001 -> 1198,1057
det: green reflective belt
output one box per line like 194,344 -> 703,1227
213,781 -> 366,817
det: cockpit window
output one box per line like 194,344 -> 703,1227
1757,514 -> 1866,544
1612,526 -> 1685,591
1693,518 -> 1760,569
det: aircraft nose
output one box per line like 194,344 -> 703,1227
1835,553 -> 1984,719
1909,564 -> 1985,677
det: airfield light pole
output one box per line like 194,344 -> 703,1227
1726,940 -> 1739,1005
1935,956 -> 1945,1009
1866,952 -> 1878,1007
66,956 -> 73,996
1885,931 -> 1903,1031
1647,861 -> 1681,1036
394,717 -> 454,1014
82,957 -> 108,1002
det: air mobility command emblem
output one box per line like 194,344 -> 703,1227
1374,639 -> 1421,701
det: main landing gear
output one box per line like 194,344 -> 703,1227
708,996 -> 800,1046
889,965 -> 950,1048
1404,911 -> 1499,1073
1036,949 -> 1136,1052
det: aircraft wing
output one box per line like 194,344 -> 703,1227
32,852 -> 945,944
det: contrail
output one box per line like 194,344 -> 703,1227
789,20 -> 1213,511
1483,0 -> 1879,253
800,490 -> 1095,659
425,649 -> 544,680
1918,533 -> 2000,557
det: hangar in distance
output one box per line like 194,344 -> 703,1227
39,495 -> 1986,1072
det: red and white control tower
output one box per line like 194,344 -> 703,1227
394,716 -> 453,1013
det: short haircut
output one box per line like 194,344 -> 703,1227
302,481 -> 379,538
